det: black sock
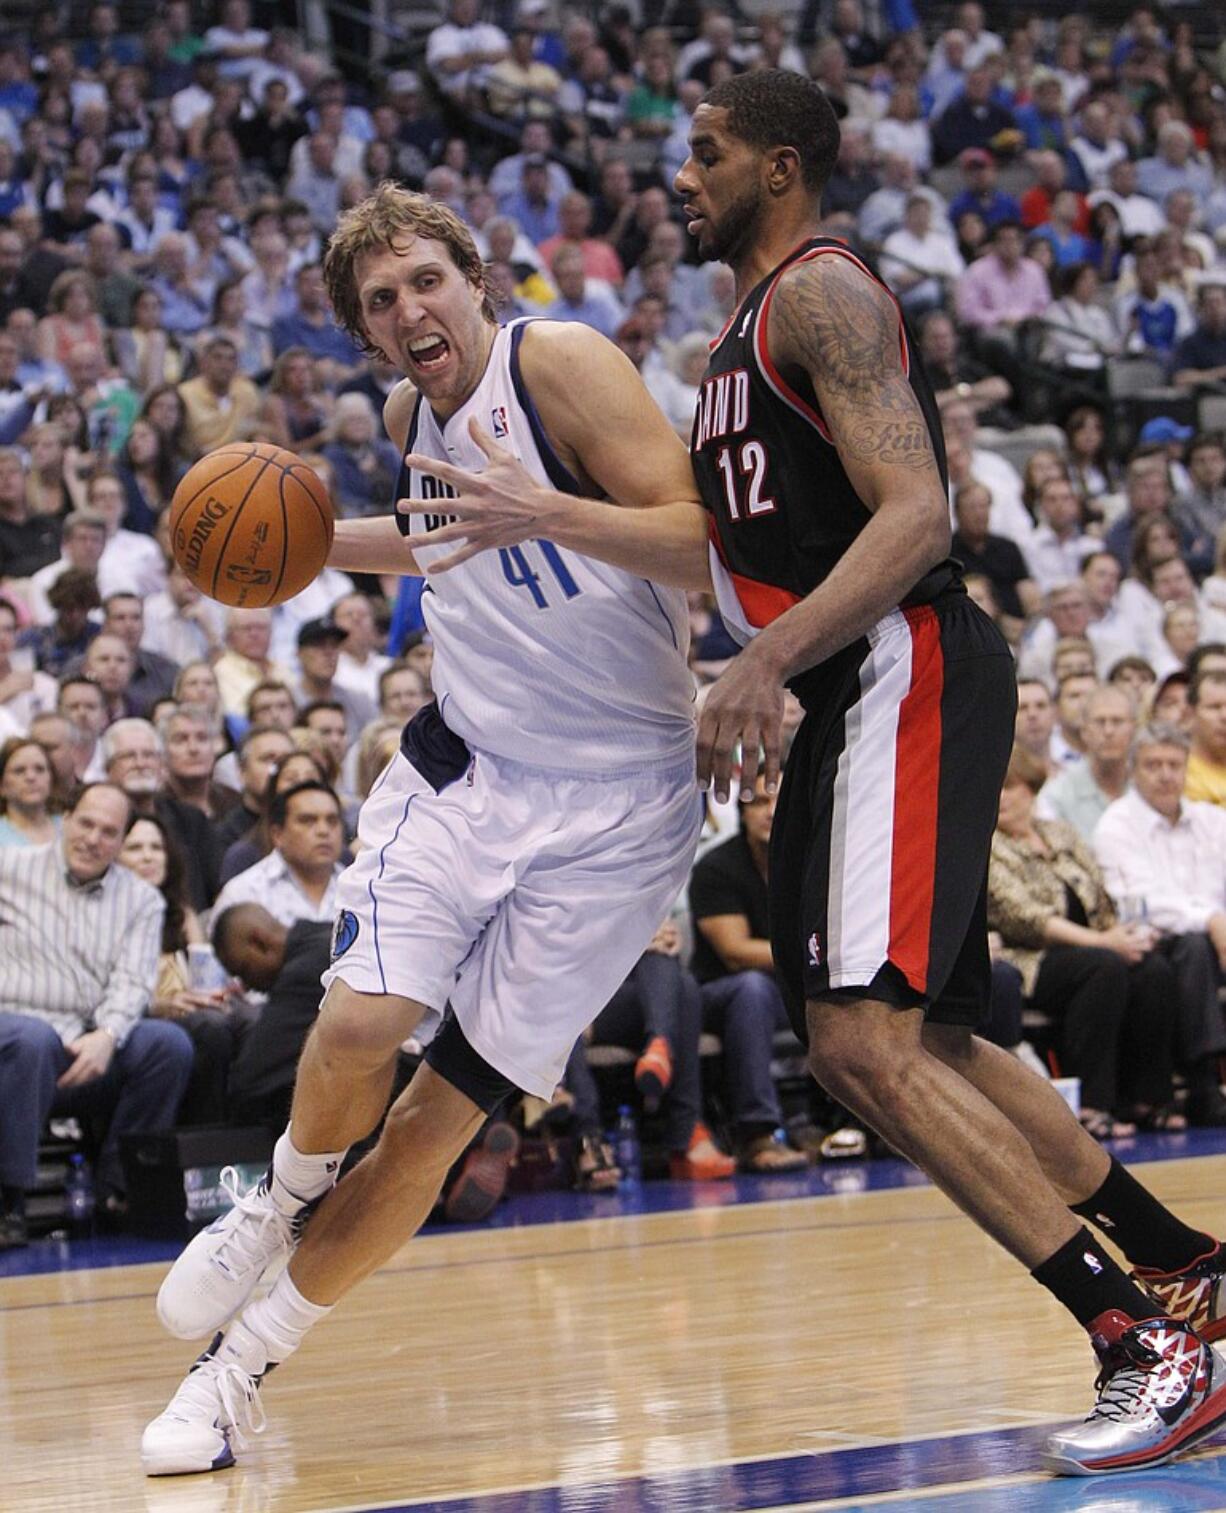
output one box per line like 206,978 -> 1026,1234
1071,1157 -> 1216,1274
1032,1227 -> 1165,1329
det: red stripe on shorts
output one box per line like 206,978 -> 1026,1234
888,606 -> 944,992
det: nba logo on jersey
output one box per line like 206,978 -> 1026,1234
808,933 -> 821,967
491,405 -> 509,440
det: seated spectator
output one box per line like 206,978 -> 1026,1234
159,704 -> 240,823
948,149 -> 1022,229
211,778 -> 344,928
1093,723 -> 1226,1125
1015,677 -> 1058,776
246,678 -> 299,733
855,152 -> 924,251
261,347 -> 330,453
104,717 -> 221,910
1051,669 -> 1098,769
1136,120 -> 1214,205
1036,684 -> 1136,838
426,0 -> 509,105
990,746 -> 1179,1138
36,270 -> 106,370
537,192 -> 624,288
378,661 -> 430,725
212,725 -> 296,862
1104,451 -> 1183,572
485,26 -> 562,118
214,608 -> 291,720
1063,406 -> 1118,504
291,617 -> 375,740
0,447 -> 61,582
118,813 -> 238,1127
1081,551 -> 1140,675
821,120 -> 880,227
81,632 -> 139,724
562,921 -> 736,1184
270,262 -> 362,374
1173,434 -> 1226,578
498,154 -> 561,247
1039,263 -> 1120,372
178,335 -> 263,456
919,311 -> 1015,427
320,395 -> 400,520
544,245 -> 621,339
950,480 -> 1038,624
940,399 -> 1032,549
147,233 -> 213,341
112,288 -> 183,394
1185,671 -> 1226,806
954,220 -> 1051,345
870,83 -> 931,173
1014,69 -> 1069,153
95,593 -> 178,719
0,596 -> 56,728
878,194 -> 965,317
87,469 -> 165,600
1153,670 -> 1193,730
23,571 -> 100,678
213,901 -> 332,1130
202,279 -> 274,381
1068,100 -> 1129,192
1172,284 -> 1226,396
332,592 -> 389,706
487,119 -> 572,205
219,748 -> 328,885
57,674 -> 108,783
1029,189 -> 1092,268
115,419 -> 186,539
689,779 -> 810,1175
0,784 -> 193,1246
0,736 -> 60,847
1027,477 -> 1099,595
205,0 -> 269,83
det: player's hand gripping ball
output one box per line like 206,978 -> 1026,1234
170,442 -> 335,608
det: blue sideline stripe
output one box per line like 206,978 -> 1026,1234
292,1429 -> 1226,1511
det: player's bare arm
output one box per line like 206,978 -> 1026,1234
326,379 -> 424,577
696,258 -> 950,802
397,322 -> 712,591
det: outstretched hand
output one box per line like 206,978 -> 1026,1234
696,644 -> 784,804
397,416 -> 552,571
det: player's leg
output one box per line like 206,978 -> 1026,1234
156,982 -> 424,1340
141,1022 -> 496,1477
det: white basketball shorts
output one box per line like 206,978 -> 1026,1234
322,736 -> 702,1100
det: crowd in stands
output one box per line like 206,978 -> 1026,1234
2,0 -> 1226,1246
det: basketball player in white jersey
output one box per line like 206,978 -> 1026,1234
140,184 -> 723,1475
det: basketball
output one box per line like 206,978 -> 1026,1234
169,442 -> 335,609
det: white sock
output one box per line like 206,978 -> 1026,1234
238,1269 -> 333,1366
269,1129 -> 346,1215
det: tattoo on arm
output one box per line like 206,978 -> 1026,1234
770,258 -> 935,473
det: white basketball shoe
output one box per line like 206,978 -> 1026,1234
157,1167 -> 318,1339
141,1321 -> 272,1476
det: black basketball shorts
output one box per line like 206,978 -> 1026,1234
770,593 -> 1016,1040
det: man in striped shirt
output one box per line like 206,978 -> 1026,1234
0,784 -> 193,1248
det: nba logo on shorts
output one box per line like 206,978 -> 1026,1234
807,932 -> 821,967
491,406 -> 509,440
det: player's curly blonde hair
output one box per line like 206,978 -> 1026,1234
323,181 -> 496,359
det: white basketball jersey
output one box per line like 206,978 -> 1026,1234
396,319 -> 696,773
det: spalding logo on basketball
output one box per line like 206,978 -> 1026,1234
170,441 -> 335,609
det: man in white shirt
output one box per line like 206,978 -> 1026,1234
211,780 -> 345,931
879,194 -> 964,317
940,399 -> 1032,550
1027,477 -> 1099,595
1068,101 -> 1129,192
426,0 -> 508,103
1081,550 -> 1142,676
26,511 -> 108,628
1090,159 -> 1166,241
331,593 -> 389,708
143,561 -> 226,669
1093,723 -> 1226,1124
88,471 -> 166,600
203,0 -> 269,82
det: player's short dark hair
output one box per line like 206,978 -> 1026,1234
703,70 -> 841,195
268,779 -> 340,829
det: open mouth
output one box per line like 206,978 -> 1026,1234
407,336 -> 451,372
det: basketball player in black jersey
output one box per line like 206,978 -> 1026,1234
411,71 -> 1226,1477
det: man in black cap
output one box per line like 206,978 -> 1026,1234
291,617 -> 376,741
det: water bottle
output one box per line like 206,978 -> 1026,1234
187,943 -> 230,994
65,1154 -> 95,1238
614,1105 -> 642,1189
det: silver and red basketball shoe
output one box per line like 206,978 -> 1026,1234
1044,1310 -> 1226,1476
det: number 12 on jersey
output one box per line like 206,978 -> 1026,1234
499,541 -> 582,609
715,440 -> 776,520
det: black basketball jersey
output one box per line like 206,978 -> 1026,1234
691,237 -> 959,643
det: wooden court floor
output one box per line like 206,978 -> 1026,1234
4,1153 -> 1226,1513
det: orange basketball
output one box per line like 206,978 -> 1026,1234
170,442 -> 335,609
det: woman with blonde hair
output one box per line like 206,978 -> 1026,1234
36,270 -> 106,368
